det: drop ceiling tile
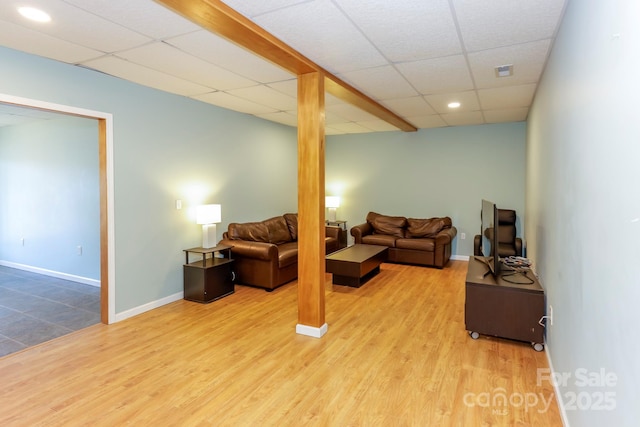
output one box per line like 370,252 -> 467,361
0,105 -> 59,120
0,19 -> 102,63
424,91 -> 480,114
255,111 -> 298,127
226,85 -> 297,111
484,108 -> 529,123
478,84 -> 536,110
80,56 -> 211,96
0,105 -> 61,127
441,111 -> 485,126
325,127 -> 344,136
221,0 -> 309,18
63,0 -> 201,39
396,55 -> 474,95
382,97 -> 436,116
253,1 -> 388,73
335,0 -> 461,62
326,122 -> 373,134
267,79 -> 298,98
116,42 -> 256,90
326,110 -> 350,125
338,66 -> 419,100
166,31 -> 293,83
453,0 -> 566,52
356,120 -> 400,132
328,103 -> 379,123
0,0 -> 151,52
404,115 -> 447,129
469,40 -> 551,89
193,92 -> 278,115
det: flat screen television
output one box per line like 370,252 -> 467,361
479,199 -> 501,277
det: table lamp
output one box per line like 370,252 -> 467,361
325,196 -> 340,222
196,204 -> 221,248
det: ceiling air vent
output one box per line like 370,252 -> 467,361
495,64 -> 513,78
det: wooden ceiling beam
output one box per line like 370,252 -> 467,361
155,0 -> 417,132
323,75 -> 417,132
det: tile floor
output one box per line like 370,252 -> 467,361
0,266 -> 100,357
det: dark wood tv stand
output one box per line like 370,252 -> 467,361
465,256 -> 546,351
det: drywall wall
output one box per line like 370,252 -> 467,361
326,122 -> 526,255
527,0 -> 639,425
0,46 -> 298,315
0,116 -> 99,280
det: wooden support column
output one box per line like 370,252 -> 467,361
296,72 -> 327,338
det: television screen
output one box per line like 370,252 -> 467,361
480,199 -> 501,276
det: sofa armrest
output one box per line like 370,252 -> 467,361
350,222 -> 373,244
435,226 -> 457,246
325,226 -> 340,239
219,238 -> 278,262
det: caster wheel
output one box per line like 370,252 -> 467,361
469,331 -> 480,340
533,343 -> 544,352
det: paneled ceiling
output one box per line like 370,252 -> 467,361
0,0 -> 567,134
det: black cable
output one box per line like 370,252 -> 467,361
500,269 -> 535,285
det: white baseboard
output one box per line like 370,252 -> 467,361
544,342 -> 570,427
0,260 -> 100,287
296,323 -> 328,338
113,291 -> 184,323
451,254 -> 470,261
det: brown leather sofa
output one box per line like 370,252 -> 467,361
219,213 -> 342,291
350,212 -> 457,268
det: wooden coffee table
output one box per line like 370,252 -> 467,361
325,244 -> 388,287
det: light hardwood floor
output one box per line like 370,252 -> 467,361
0,261 -> 562,426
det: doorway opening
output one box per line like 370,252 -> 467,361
0,93 -> 114,325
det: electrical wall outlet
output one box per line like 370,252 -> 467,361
548,304 -> 553,326
77,245 -> 83,256
460,232 -> 466,240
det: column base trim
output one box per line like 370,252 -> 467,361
296,323 -> 328,338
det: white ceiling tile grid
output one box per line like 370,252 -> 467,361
0,0 -> 568,133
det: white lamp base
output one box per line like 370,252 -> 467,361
202,223 -> 217,248
328,207 -> 337,222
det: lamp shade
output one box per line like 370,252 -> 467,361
196,204 -> 221,225
325,196 -> 341,208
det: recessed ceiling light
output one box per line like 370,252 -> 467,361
448,102 -> 461,109
18,6 -> 51,23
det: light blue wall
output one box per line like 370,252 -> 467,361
0,116 -> 99,279
527,0 -> 640,425
326,123 -> 526,255
0,45 -> 527,317
0,46 -> 298,314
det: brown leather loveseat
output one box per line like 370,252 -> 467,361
350,212 -> 457,268
219,213 -> 341,291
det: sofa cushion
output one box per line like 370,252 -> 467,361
283,213 -> 298,241
407,217 -> 445,238
362,234 -> 398,248
366,212 -> 406,238
263,216 -> 293,244
396,238 -> 435,251
227,221 -> 270,242
227,216 -> 293,244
